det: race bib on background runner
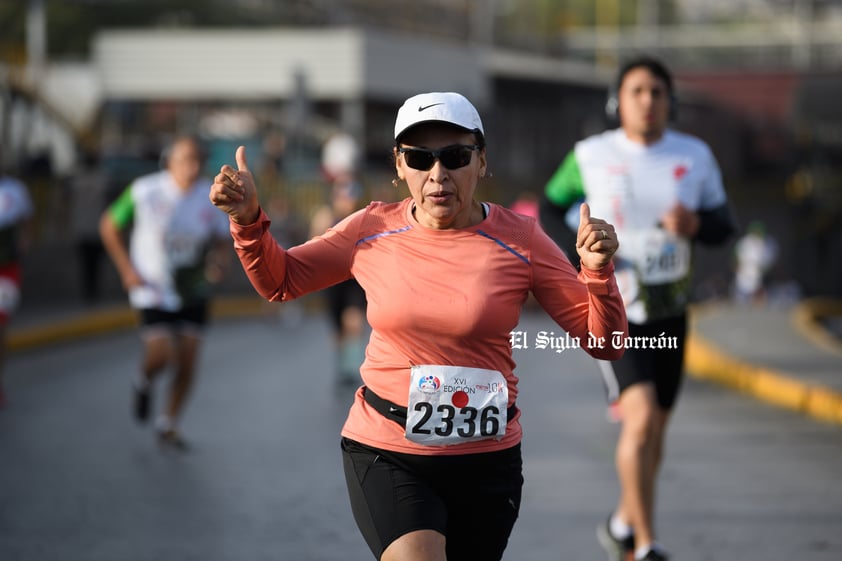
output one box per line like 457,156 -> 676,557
631,228 -> 691,284
165,233 -> 204,269
406,365 -> 508,446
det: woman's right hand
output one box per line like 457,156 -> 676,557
209,145 -> 260,225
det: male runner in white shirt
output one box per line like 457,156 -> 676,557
100,136 -> 230,449
541,57 -> 736,561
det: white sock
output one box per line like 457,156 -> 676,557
155,414 -> 175,433
610,514 -> 633,539
634,542 -> 664,560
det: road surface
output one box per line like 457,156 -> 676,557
2,310 -> 840,560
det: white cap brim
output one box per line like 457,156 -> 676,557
394,92 -> 484,141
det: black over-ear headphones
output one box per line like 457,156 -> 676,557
605,56 -> 678,122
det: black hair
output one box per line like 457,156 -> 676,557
159,134 -> 207,169
606,55 -> 677,121
615,56 -> 674,94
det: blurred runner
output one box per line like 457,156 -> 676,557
99,136 -> 230,449
509,191 -> 540,222
0,173 -> 34,408
68,146 -> 109,304
541,57 -> 736,561
311,132 -> 368,384
733,220 -> 778,305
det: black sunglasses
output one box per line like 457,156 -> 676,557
398,144 -> 480,171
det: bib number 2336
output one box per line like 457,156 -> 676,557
406,365 -> 509,446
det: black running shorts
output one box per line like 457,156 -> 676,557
139,301 -> 209,331
341,437 -> 523,561
599,314 -> 688,410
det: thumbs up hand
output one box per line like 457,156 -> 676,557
575,202 -> 619,270
210,145 -> 260,225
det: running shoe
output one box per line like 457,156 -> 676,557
134,385 -> 151,423
157,429 -> 189,451
597,517 -> 635,561
638,547 -> 669,561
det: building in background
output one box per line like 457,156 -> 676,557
1,1 -> 841,302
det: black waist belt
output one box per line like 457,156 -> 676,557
362,386 -> 518,426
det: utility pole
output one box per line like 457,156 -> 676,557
637,0 -> 659,53
595,0 -> 620,68
794,0 -> 814,69
469,0 -> 496,46
26,0 -> 47,87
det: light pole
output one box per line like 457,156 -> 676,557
26,0 -> 47,87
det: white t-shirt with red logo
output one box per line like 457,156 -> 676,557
109,171 -> 229,311
546,129 -> 727,323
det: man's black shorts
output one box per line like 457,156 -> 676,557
139,301 -> 209,332
599,314 -> 688,410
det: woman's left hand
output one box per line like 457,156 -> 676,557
209,146 -> 260,226
576,202 -> 619,270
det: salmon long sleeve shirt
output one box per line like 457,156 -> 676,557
230,197 -> 627,455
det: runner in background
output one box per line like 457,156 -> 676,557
509,191 -> 540,222
311,131 -> 368,384
68,146 -> 109,305
541,57 -> 736,561
99,136 -> 231,449
0,172 -> 34,408
733,220 -> 778,305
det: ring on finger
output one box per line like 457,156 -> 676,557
601,229 -> 608,240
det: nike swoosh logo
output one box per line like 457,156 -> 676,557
389,406 -> 400,413
418,103 -> 444,112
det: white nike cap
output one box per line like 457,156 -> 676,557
394,92 -> 484,141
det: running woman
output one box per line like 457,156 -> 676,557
210,91 -> 627,561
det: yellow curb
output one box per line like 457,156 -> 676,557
8,296 -> 268,353
686,334 -> 842,426
9,307 -> 137,352
209,295 -> 267,318
12,296 -> 841,427
791,297 -> 842,358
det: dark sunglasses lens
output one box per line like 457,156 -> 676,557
439,146 -> 473,169
402,146 -> 475,170
404,150 -> 435,170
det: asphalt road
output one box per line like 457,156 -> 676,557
1,310 -> 841,561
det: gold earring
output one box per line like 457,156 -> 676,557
392,178 -> 399,187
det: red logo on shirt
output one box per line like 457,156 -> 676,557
674,165 -> 688,181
